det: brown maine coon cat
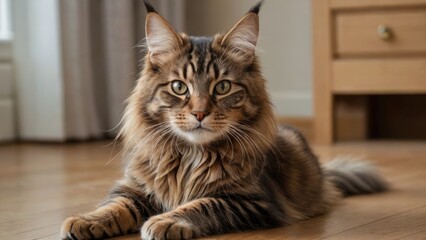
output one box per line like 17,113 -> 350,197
61,1 -> 388,239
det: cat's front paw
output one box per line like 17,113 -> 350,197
141,215 -> 200,240
60,216 -> 105,240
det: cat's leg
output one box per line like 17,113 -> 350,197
61,181 -> 158,240
141,195 -> 280,240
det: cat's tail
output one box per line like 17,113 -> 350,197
323,157 -> 388,197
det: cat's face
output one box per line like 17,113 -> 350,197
134,5 -> 270,146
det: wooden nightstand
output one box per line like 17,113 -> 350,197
313,0 -> 426,144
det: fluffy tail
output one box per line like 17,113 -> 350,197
323,157 -> 388,196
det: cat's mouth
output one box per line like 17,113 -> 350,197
175,124 -> 221,144
180,121 -> 214,133
190,125 -> 214,133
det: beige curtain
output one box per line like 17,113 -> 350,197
59,0 -> 185,140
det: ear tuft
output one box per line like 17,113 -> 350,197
143,0 -> 157,13
249,0 -> 264,14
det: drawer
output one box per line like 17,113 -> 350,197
332,58 -> 426,93
335,9 -> 426,56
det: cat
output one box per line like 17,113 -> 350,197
60,1 -> 388,239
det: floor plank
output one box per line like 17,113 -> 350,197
0,141 -> 425,240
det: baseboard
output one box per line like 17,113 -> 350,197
276,116 -> 314,142
0,40 -> 12,61
270,91 -> 313,141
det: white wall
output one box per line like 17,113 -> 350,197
185,0 -> 313,117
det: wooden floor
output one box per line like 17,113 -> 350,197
0,141 -> 425,240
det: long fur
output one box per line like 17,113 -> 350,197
60,2 -> 388,240
324,157 -> 388,196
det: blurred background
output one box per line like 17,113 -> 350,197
0,0 -> 314,142
1,0 -> 425,144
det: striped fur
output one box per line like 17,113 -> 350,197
61,1 -> 388,239
323,157 -> 388,196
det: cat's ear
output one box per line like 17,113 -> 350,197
144,0 -> 182,65
221,1 -> 263,60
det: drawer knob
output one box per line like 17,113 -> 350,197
377,25 -> 393,41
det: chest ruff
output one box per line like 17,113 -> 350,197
128,146 -> 251,210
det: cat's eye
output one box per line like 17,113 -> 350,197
171,80 -> 188,95
214,80 -> 231,95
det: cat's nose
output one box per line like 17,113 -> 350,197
191,111 -> 209,122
